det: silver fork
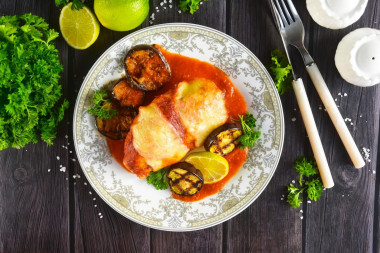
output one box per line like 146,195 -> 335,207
270,0 -> 365,170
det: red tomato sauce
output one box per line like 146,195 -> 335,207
107,45 -> 248,202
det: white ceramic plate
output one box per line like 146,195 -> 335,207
73,23 -> 284,231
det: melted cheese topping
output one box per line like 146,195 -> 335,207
132,103 -> 189,170
174,79 -> 228,147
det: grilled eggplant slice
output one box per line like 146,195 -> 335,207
96,101 -> 137,140
108,78 -> 145,108
204,123 -> 243,156
167,162 -> 204,196
125,44 -> 171,91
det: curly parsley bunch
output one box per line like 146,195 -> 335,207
0,14 -> 69,150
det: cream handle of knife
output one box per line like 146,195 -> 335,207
306,63 -> 365,169
293,78 -> 334,188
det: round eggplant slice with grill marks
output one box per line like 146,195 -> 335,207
167,162 -> 204,196
107,78 -> 145,108
95,101 -> 137,140
204,123 -> 243,156
124,44 -> 171,91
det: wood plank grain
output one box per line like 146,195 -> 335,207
302,0 -> 380,252
226,0 -> 304,252
0,2 -> 71,252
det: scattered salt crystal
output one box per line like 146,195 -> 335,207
291,117 -> 296,122
323,188 -> 326,191
73,175 -> 77,179
94,205 -> 97,207
281,198 -> 284,200
200,1 -> 203,3
169,0 -> 172,3
169,4 -> 172,8
57,156 -> 60,160
344,93 -> 347,96
373,170 -> 376,174
300,216 -> 304,219
338,92 -> 341,96
60,164 -> 63,168
149,21 -> 153,25
155,6 -> 158,9
350,122 -> 353,125
318,106 -> 323,110
307,200 -> 311,203
360,115 -> 362,117
294,108 -> 297,111
100,216 -> 103,219
178,10 -> 182,13
60,167 -> 66,172
48,169 -> 51,172
164,0 -> 167,3
160,1 -> 164,6
342,195 -> 344,197
89,191 -> 92,195
98,212 -> 101,216
292,180 -> 295,184
76,174 -> 81,178
84,182 -> 87,185
72,158 -> 76,162
65,135 -> 68,139
70,151 -> 72,153
362,147 -> 371,163
163,7 -> 166,9
66,178 -> 68,180
334,98 -> 337,101
300,210 -> 303,213
156,9 -> 159,12
93,198 -> 96,201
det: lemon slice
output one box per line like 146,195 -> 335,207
185,152 -> 229,184
59,3 -> 100,49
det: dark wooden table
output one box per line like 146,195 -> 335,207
1,0 -> 380,252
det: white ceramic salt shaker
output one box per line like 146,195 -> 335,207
306,0 -> 368,29
335,28 -> 380,87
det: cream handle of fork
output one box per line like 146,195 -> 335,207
306,63 -> 365,169
293,78 -> 334,188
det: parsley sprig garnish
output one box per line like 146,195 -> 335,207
287,157 -> 324,208
147,168 -> 169,190
88,89 -> 117,119
178,0 -> 208,14
55,0 -> 85,10
267,49 -> 293,95
236,113 -> 261,148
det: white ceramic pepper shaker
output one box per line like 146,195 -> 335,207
335,28 -> 380,87
306,0 -> 368,29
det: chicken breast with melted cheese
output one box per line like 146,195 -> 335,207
123,78 -> 228,178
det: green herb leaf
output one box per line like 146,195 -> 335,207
287,184 -> 304,209
147,169 -> 169,190
88,89 -> 118,119
286,156 -> 325,208
0,14 -> 68,150
55,0 -> 85,10
267,49 -> 293,95
178,0 -> 208,14
236,113 -> 261,148
306,178 -> 323,201
294,156 -> 318,186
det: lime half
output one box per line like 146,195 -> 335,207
59,3 -> 100,50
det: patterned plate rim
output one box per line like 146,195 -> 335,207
73,23 -> 284,231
